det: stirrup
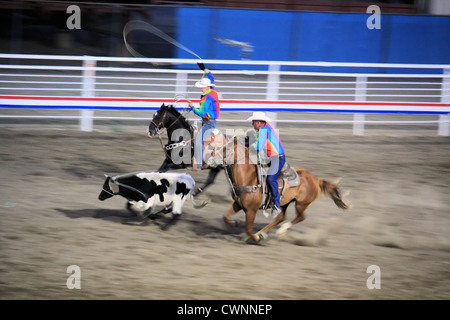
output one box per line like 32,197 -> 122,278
271,205 -> 281,218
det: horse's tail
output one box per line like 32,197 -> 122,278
190,190 -> 209,209
318,178 -> 351,210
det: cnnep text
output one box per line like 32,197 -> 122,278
222,304 -> 272,315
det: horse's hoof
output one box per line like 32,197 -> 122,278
257,232 -> 268,241
245,233 -> 266,245
224,219 -> 238,228
276,222 -> 292,236
193,187 -> 203,197
245,237 -> 261,245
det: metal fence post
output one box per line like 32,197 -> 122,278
266,111 -> 277,129
353,76 -> 367,135
80,57 -> 96,131
175,72 -> 188,98
266,64 -> 280,101
438,68 -> 450,136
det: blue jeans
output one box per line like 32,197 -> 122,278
194,120 -> 216,167
267,155 -> 286,208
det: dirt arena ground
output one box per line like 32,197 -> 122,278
0,118 -> 449,300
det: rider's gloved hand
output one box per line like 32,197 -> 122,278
197,62 -> 206,71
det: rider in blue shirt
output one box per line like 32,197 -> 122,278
247,111 -> 286,217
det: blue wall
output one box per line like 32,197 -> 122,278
175,7 -> 450,72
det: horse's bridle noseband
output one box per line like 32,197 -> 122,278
150,108 -> 191,136
150,109 -> 169,136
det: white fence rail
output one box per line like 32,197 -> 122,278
0,54 -> 449,135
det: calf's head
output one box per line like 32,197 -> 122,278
98,175 -> 119,201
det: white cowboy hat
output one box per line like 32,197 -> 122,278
195,77 -> 215,88
246,111 -> 271,123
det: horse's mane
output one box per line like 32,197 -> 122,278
165,104 -> 192,130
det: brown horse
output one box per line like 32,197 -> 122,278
205,135 -> 350,243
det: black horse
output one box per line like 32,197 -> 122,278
147,103 -> 222,196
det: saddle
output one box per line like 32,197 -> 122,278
258,161 -> 300,211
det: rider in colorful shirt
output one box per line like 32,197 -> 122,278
189,63 -> 220,170
247,111 -> 286,217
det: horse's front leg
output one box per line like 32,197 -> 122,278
244,208 -> 260,243
256,206 -> 287,240
223,201 -> 241,228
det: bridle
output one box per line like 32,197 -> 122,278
150,107 -> 192,137
205,136 -> 261,201
150,109 -> 170,136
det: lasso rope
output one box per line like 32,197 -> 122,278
123,20 -> 206,110
123,20 -> 202,60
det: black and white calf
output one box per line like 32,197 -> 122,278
98,172 -> 207,224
